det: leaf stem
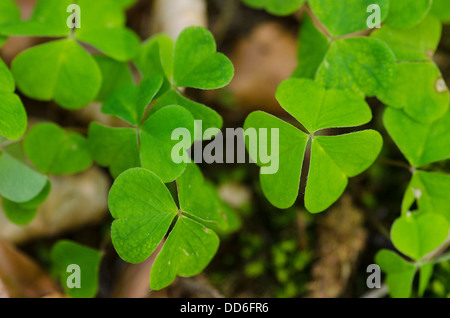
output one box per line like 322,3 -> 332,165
376,157 -> 411,171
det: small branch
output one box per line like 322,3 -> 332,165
361,283 -> 388,298
376,158 -> 412,171
423,235 -> 450,263
178,277 -> 224,298
304,4 -> 332,39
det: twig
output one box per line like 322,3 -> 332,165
361,283 -> 388,298
376,157 -> 412,171
178,276 -> 224,298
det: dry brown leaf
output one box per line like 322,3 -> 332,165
0,167 -> 110,244
0,239 -> 60,298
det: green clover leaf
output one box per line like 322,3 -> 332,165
173,26 -> 234,90
242,0 -> 306,16
135,34 -> 174,83
383,107 -> 450,168
0,151 -> 48,203
88,123 -> 140,179
244,78 -> 383,212
149,215 -> 219,291
377,212 -> 449,298
12,39 -> 102,110
102,76 -> 163,126
109,167 -> 223,290
93,55 -> 134,102
431,0 -> 450,23
402,171 -> 450,222
139,105 -> 195,182
378,62 -> 449,123
0,0 -> 72,37
384,0 -> 432,29
4,0 -> 140,109
308,0 -> 390,37
0,0 -> 20,47
0,58 -> 27,140
88,105 -> 195,182
375,249 -> 416,298
391,212 -> 449,261
24,122 -> 93,175
316,37 -> 396,97
371,14 -> 442,61
176,163 -> 229,230
2,181 -> 51,226
135,27 -> 234,91
51,240 -> 102,298
133,27 -> 228,135
384,107 -> 450,222
151,89 -> 223,137
292,14 -> 330,79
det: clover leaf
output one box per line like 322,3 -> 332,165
0,58 -> 27,140
2,180 -> 51,226
292,14 -> 330,79
308,0 -> 390,37
137,26 -> 234,90
116,0 -> 138,9
75,20 -> 140,62
12,39 -> 102,110
0,0 -> 72,37
384,107 -> 450,222
51,240 -> 102,298
4,0 -> 140,109
431,0 -> 450,23
371,14 -> 442,61
375,249 -> 416,298
242,0 -> 306,16
377,212 -> 449,298
383,107 -> 450,168
173,26 -> 234,90
151,89 -> 223,136
384,0 -> 432,29
102,76 -> 163,126
176,163 -> 229,230
135,34 -> 174,82
378,62 -> 449,123
244,78 -> 383,212
24,122 -> 93,175
93,55 -> 133,102
109,167 -> 224,290
150,216 -> 219,290
0,0 -> 20,47
391,212 -> 449,261
402,171 -> 450,222
133,27 -> 229,134
0,151 -> 48,203
139,106 -> 195,182
315,37 -> 396,97
89,105 -> 195,182
88,123 -> 140,179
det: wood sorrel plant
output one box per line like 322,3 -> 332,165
242,0 -> 450,298
0,0 -> 450,298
